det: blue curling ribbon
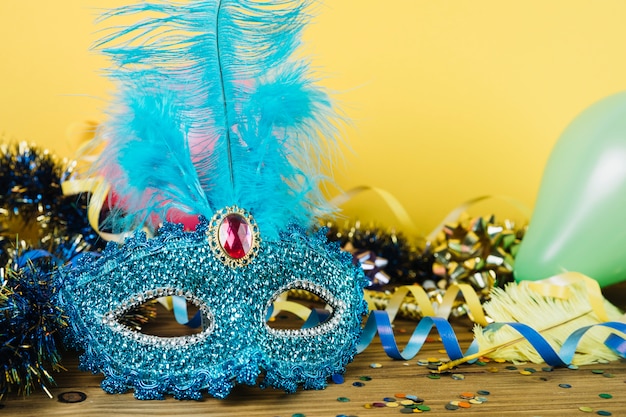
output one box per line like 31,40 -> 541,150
481,322 -> 568,366
605,332 -> 626,356
355,311 -> 626,366
559,322 -> 626,364
469,321 -> 626,367
301,308 -> 331,329
16,249 -> 55,268
172,295 -> 203,328
357,310 -> 473,361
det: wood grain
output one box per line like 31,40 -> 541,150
4,306 -> 626,416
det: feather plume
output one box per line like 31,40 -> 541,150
90,0 -> 339,237
472,280 -> 623,365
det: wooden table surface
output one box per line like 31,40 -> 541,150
4,303 -> 626,417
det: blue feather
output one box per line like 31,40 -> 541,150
92,0 -> 339,237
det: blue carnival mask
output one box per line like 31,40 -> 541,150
59,212 -> 367,400
57,0 -> 367,400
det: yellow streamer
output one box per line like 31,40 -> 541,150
363,283 -> 489,326
61,177 -> 133,243
527,271 -> 611,322
329,186 -> 420,236
271,301 -> 314,322
425,195 -> 531,242
359,272 -> 611,329
330,186 -> 531,242
62,120 -> 134,243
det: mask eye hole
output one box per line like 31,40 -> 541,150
104,288 -> 214,346
265,280 -> 345,335
117,299 -> 159,332
123,299 -> 203,337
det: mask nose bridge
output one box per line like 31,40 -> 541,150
202,265 -> 259,352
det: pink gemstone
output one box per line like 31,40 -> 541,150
218,213 -> 252,259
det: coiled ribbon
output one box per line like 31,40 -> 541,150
360,272 -> 626,367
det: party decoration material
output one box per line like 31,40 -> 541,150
0,142 -> 151,394
325,220 -> 433,286
0,253 -> 67,400
321,214 -> 524,321
58,0 -> 367,400
326,213 -> 523,293
278,272 -> 626,367
515,92 -> 626,287
432,214 -> 521,299
472,273 -> 625,366
287,279 -> 483,322
363,286 -> 466,321
366,283 -> 489,327
0,141 -> 103,266
348,246 -> 391,288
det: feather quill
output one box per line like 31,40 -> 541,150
472,280 -> 623,365
90,0 -> 339,237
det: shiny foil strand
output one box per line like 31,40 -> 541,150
0,141 -> 105,267
0,257 -> 67,399
324,220 -> 434,286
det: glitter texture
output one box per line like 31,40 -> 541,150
57,217 -> 368,400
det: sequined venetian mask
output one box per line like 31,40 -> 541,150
57,0 -> 367,400
60,214 -> 366,400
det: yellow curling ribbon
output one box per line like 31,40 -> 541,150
330,186 -> 530,241
426,195 -> 531,242
271,301 -> 315,322
62,120 -> 145,244
363,284 -> 489,326
527,271 -> 611,322
329,186 -> 419,237
61,177 -> 131,244
358,273 -> 612,329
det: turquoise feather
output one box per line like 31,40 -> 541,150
92,0 -> 339,238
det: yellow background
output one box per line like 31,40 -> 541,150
2,1 -> 626,237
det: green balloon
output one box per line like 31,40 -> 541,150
514,92 -> 626,287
